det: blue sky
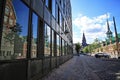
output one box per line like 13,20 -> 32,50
71,0 -> 120,44
13,0 -> 29,36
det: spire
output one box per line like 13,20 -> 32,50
82,32 -> 86,42
107,19 -> 110,31
82,32 -> 87,47
106,19 -> 112,39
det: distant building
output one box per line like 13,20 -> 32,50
82,32 -> 88,47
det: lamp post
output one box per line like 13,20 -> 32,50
113,16 -> 119,58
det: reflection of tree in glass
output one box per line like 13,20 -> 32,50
4,23 -> 22,44
45,35 -> 49,47
10,23 -> 22,34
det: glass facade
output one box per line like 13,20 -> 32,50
0,0 -> 72,60
0,0 -> 72,79
0,0 -> 29,60
0,0 -> 73,80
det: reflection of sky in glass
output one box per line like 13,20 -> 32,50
32,13 -> 38,38
62,40 -> 64,47
46,25 -> 50,43
57,35 -> 59,45
47,27 -> 50,35
45,0 -> 49,7
52,30 -> 54,43
52,0 -> 55,17
45,24 -> 50,42
13,0 -> 29,36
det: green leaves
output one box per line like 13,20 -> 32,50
75,42 -> 81,53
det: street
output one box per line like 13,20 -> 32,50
41,55 -> 120,80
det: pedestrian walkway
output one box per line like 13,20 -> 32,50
41,55 -> 100,80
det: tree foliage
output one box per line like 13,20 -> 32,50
4,23 -> 22,44
82,38 -> 101,53
75,42 -> 81,53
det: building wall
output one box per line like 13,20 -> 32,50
94,42 -> 120,58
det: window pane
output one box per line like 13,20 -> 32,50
62,40 -> 64,56
52,30 -> 54,56
57,35 -> 60,56
44,24 -> 51,57
0,0 -> 29,60
45,0 -> 49,7
31,13 -> 38,58
59,11 -> 62,27
64,41 -> 67,55
52,0 -> 55,17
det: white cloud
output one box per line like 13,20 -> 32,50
73,13 -> 113,44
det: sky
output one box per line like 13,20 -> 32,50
71,0 -> 120,44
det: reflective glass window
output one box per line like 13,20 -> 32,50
56,4 -> 58,23
64,41 -> 67,55
45,0 -> 49,7
52,0 -> 55,17
44,24 -> 51,57
0,0 -> 29,60
57,35 -> 60,56
62,40 -> 65,56
59,12 -> 62,27
52,30 -> 54,56
31,13 -> 38,58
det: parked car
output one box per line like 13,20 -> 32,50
95,53 -> 110,58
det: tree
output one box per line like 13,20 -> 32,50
83,46 -> 89,53
75,42 -> 81,56
4,23 -> 23,58
82,38 -> 101,53
4,23 -> 22,44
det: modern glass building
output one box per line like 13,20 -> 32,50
0,0 -> 73,80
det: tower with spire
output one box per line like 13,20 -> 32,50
106,19 -> 113,39
82,32 -> 88,47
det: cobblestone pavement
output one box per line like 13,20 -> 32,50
41,55 -> 120,80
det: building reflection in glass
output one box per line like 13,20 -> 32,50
0,0 -> 29,60
44,24 -> 51,57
